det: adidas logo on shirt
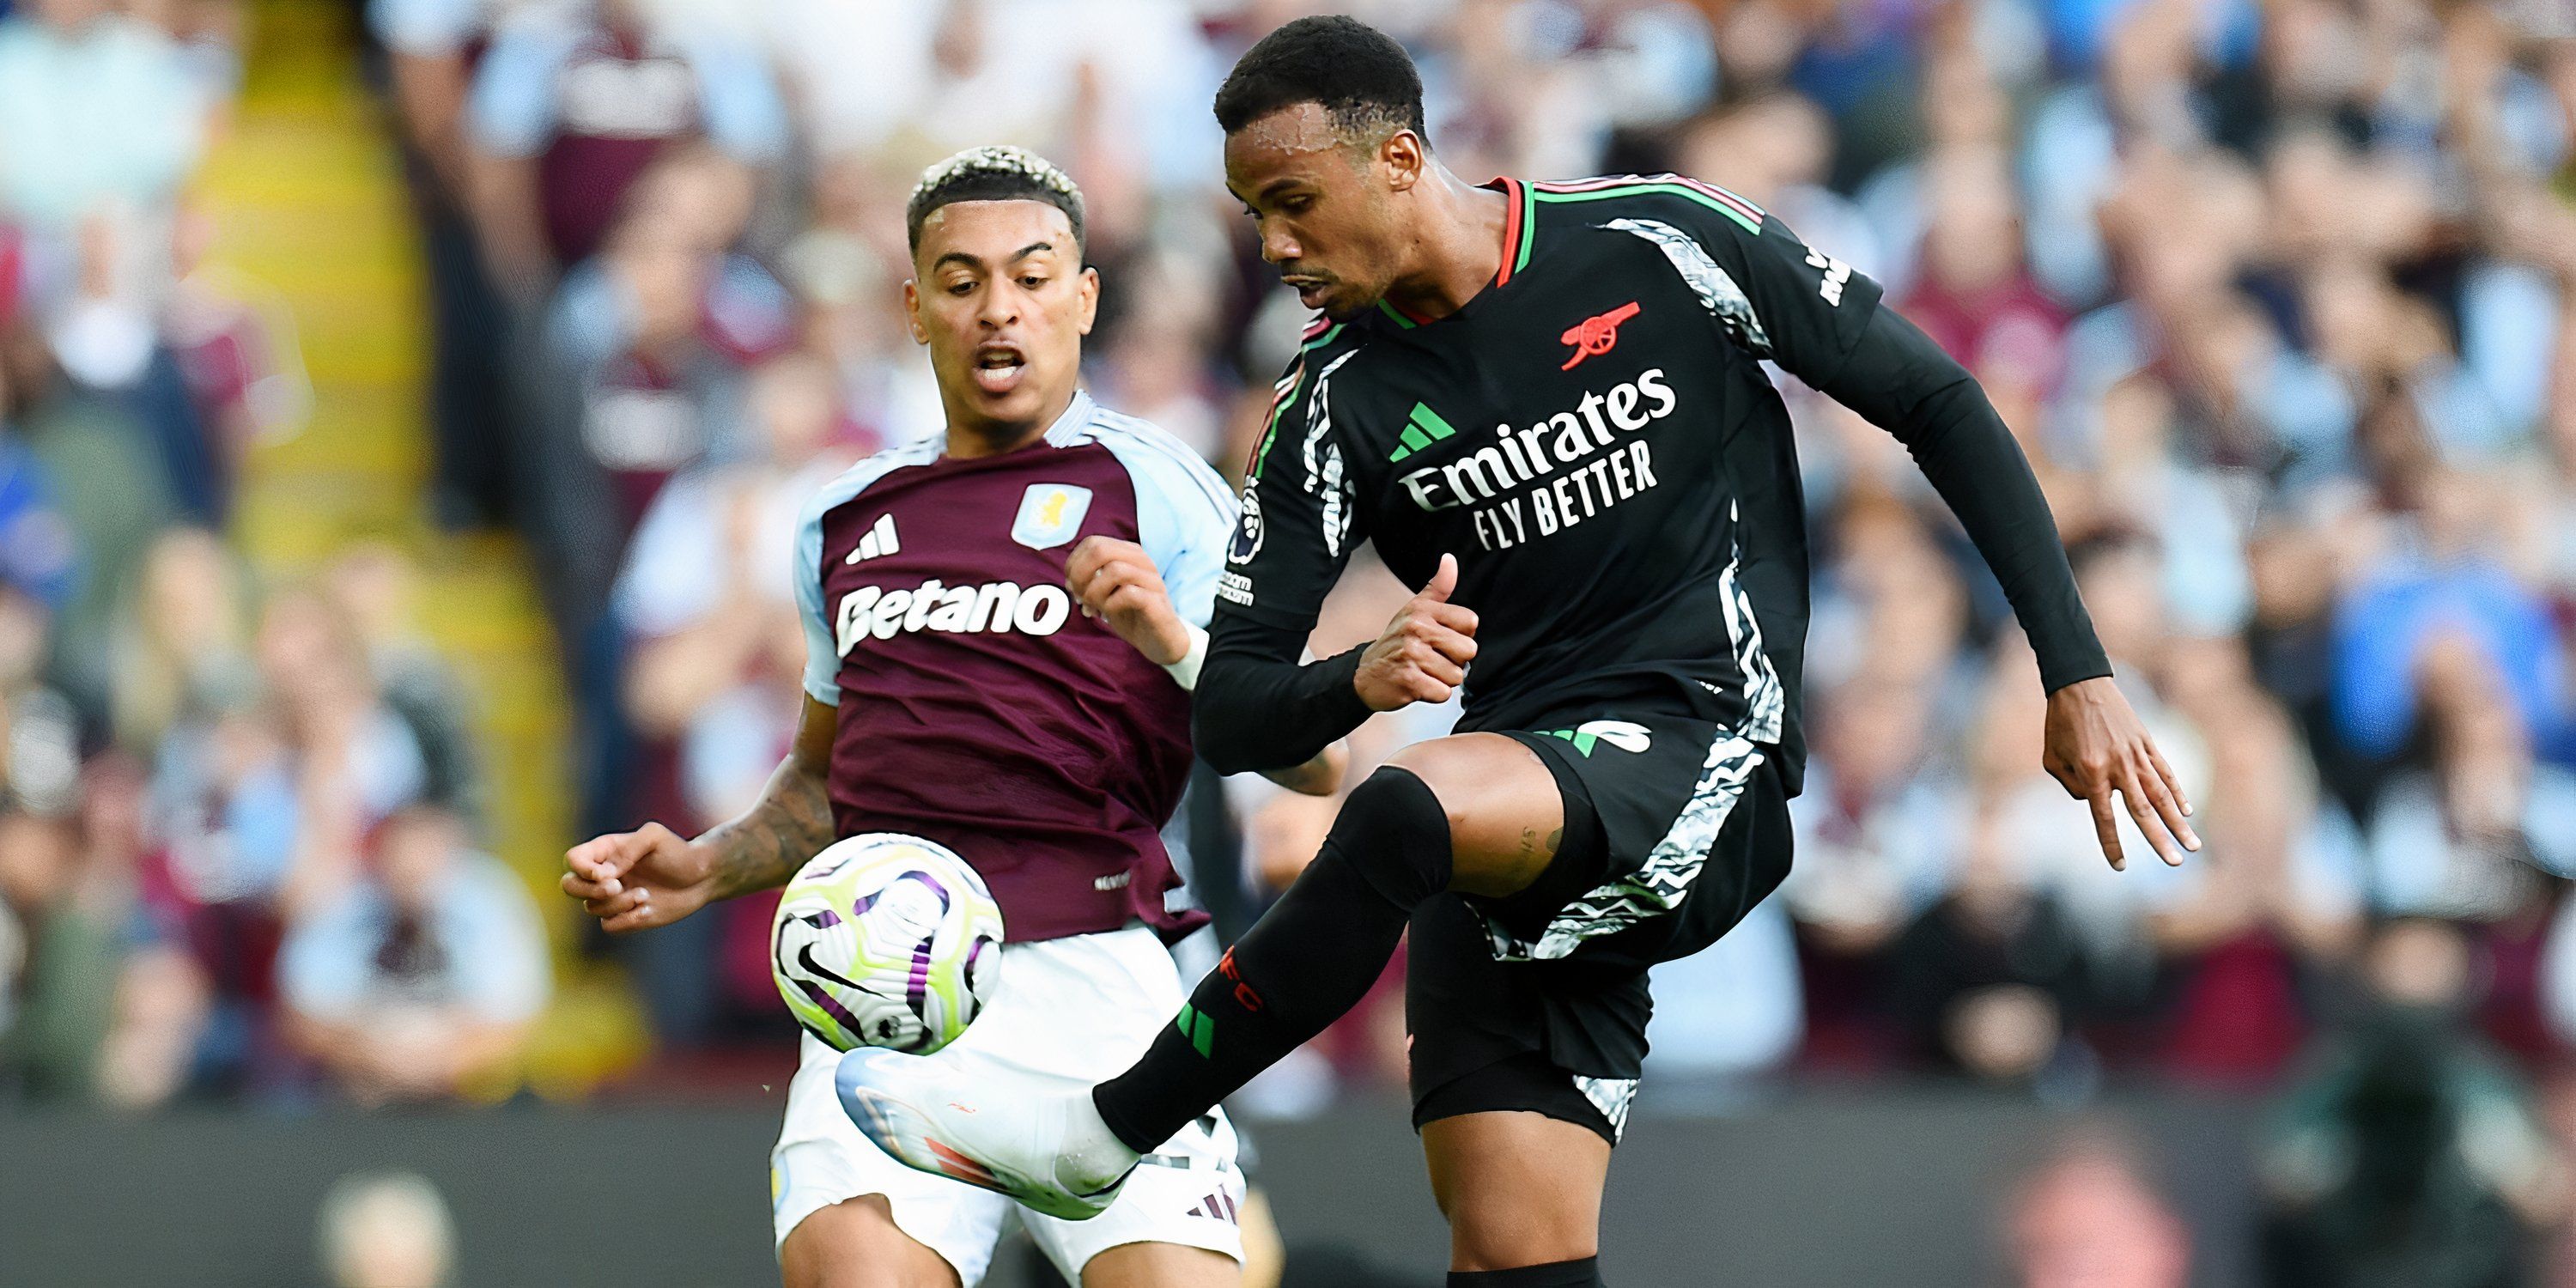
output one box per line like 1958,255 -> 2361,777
844,513 -> 901,563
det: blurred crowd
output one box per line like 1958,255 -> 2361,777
0,0 -> 549,1112
4,0 -> 2576,1272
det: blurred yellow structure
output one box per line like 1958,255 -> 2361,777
195,0 -> 645,1095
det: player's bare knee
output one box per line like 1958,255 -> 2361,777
1379,738 -> 1487,827
779,1196 -> 958,1288
1383,735 -> 1564,897
1382,733 -> 1520,808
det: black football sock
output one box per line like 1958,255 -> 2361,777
1448,1258 -> 1603,1286
1094,767 -> 1453,1151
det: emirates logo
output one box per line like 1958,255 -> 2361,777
1558,301 -> 1641,370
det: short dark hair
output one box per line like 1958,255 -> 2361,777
905,146 -> 1085,259
1213,15 -> 1425,145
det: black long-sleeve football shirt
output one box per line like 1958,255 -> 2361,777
1196,175 -> 2108,788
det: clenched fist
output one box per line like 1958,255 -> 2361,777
1354,554 -> 1478,711
1066,535 -> 1191,665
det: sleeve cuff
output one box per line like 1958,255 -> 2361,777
1159,623 -> 1211,691
2037,646 -> 2114,695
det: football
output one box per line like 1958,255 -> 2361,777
769,833 -> 1005,1054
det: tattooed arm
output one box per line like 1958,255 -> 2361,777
562,698 -> 839,933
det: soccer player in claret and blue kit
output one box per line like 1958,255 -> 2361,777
561,146 -> 1339,1288
838,18 -> 2205,1288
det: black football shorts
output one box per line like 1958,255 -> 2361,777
1407,710 -> 1793,1145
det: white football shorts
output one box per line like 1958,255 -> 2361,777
770,923 -> 1245,1285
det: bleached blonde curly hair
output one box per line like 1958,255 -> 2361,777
905,145 -> 1086,258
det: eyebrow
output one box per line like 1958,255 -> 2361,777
931,241 -> 1057,274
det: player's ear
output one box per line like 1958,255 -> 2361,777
1382,130 -> 1425,193
1075,265 -> 1100,337
902,278 -> 929,346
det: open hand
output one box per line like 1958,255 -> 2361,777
2043,677 -> 2201,871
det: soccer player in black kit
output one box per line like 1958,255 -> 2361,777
840,16 -> 2202,1285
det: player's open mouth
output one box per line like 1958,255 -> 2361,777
1283,277 -> 1328,307
971,345 -> 1026,395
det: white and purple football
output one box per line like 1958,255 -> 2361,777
770,833 -> 1004,1053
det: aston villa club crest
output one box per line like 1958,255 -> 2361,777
1012,483 -> 1092,550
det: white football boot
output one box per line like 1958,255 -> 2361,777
834,1048 -> 1141,1221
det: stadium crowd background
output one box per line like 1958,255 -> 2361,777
4,0 -> 2576,1279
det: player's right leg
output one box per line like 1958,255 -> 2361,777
777,1195 -> 960,1288
774,1032 -> 1016,1287
838,734 -> 1571,1215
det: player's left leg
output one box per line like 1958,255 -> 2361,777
1402,718 -> 1795,1285
1403,896 -> 1629,1287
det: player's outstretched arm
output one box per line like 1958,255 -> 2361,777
562,697 -> 838,932
1816,306 -> 2197,869
1637,191 -> 2195,867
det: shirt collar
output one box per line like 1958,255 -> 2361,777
936,387 -> 1093,458
1041,388 -> 1096,447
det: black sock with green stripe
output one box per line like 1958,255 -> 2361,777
1094,767 -> 1454,1152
